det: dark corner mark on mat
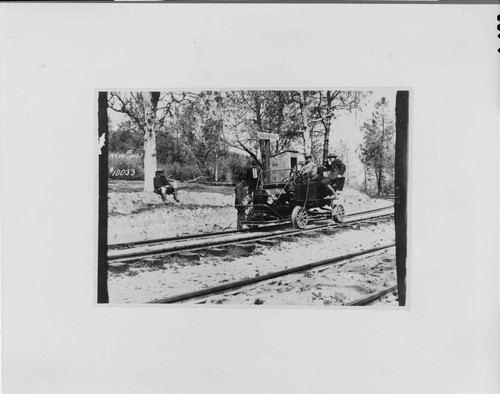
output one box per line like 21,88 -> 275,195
497,14 -> 500,53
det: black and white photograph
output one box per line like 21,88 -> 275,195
2,2 -> 498,393
98,89 -> 409,306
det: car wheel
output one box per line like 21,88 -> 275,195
291,206 -> 308,229
332,204 -> 345,223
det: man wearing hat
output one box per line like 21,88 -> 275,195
153,170 -> 179,203
245,160 -> 260,196
234,176 -> 248,230
300,154 -> 318,181
321,153 -> 346,197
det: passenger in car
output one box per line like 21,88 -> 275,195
300,154 -> 318,181
321,153 -> 346,198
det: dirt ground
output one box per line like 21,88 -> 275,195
108,181 -> 392,244
108,221 -> 397,306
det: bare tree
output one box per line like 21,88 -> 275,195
290,91 -> 322,156
312,91 -> 367,162
359,97 -> 395,195
290,90 -> 368,163
219,91 -> 302,168
108,92 -> 195,191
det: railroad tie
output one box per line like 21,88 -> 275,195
300,232 -> 321,239
108,262 -> 129,274
235,243 -> 257,252
257,239 -> 281,246
175,252 -> 201,261
280,236 -> 299,243
205,247 -> 228,257
143,257 -> 160,263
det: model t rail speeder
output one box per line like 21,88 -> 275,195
237,168 -> 346,229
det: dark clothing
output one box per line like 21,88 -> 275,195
156,185 -> 175,195
153,174 -> 176,201
153,174 -> 171,192
311,164 -> 327,182
245,166 -> 260,194
330,159 -> 346,175
234,182 -> 247,206
321,159 -> 346,193
234,181 -> 248,230
327,158 -> 346,179
321,176 -> 335,188
236,208 -> 245,230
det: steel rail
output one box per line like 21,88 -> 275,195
108,212 -> 394,263
109,227 -> 250,249
345,285 -> 398,306
148,244 -> 395,304
109,205 -> 393,249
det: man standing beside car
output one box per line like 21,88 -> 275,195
246,160 -> 260,196
234,176 -> 248,230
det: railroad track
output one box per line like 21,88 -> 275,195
148,244 -> 396,304
108,224 -> 284,250
346,285 -> 398,306
109,205 -> 393,250
108,207 -> 395,263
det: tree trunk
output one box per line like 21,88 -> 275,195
143,133 -> 157,192
322,117 -> 331,163
377,167 -> 383,195
321,91 -> 336,162
97,91 -> 109,303
214,150 -> 218,182
299,92 -> 312,155
142,92 -> 160,192
395,90 -> 409,306
363,165 -> 367,192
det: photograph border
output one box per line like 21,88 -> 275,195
96,86 -> 412,309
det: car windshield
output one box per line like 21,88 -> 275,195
264,188 -> 284,195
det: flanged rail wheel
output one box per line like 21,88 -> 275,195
332,204 -> 345,223
291,206 -> 308,229
244,207 -> 260,229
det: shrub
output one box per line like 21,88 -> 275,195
164,162 -> 201,182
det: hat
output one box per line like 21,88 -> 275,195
305,154 -> 312,159
327,153 -> 338,158
155,170 -> 164,175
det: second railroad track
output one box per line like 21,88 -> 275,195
108,206 -> 394,263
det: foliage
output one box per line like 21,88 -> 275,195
359,97 -> 395,195
166,162 -> 201,182
109,120 -> 143,153
290,90 -> 370,162
107,90 -> 373,188
217,91 -> 304,166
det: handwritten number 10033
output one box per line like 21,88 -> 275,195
110,168 -> 136,176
